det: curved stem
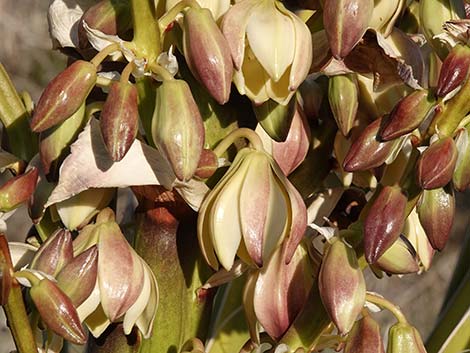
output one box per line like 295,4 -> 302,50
213,128 -> 265,157
365,292 -> 408,324
131,0 -> 160,62
148,62 -> 174,81
14,270 -> 40,287
90,43 -> 120,68
85,102 -> 104,121
120,62 -> 135,84
158,0 -> 201,34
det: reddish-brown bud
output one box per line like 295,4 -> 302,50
380,90 -> 435,141
417,137 -> 457,189
344,315 -> 385,353
0,236 -> 12,305
364,185 -> 407,264
0,168 -> 38,212
417,187 -> 455,251
183,7 -> 233,104
100,81 -> 139,161
194,148 -> 218,179
31,60 -> 97,132
437,44 -> 470,98
30,278 -> 87,345
323,0 -> 374,59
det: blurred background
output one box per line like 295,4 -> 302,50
0,0 -> 468,352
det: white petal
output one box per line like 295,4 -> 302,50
47,0 -> 86,48
7,242 -> 37,270
135,262 -> 158,338
83,22 -> 133,62
76,280 -> 101,322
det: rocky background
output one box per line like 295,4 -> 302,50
0,0 -> 468,352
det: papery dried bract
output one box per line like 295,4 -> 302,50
323,0 -> 374,59
387,322 -> 427,353
319,239 -> 366,335
364,185 -> 407,264
344,315 -> 385,353
30,278 -> 87,345
436,44 -> 470,98
100,81 -> 139,161
328,74 -> 359,136
183,7 -> 233,104
0,167 -> 38,212
417,187 -> 455,251
31,60 -> 97,132
416,137 -> 457,190
151,79 -> 204,181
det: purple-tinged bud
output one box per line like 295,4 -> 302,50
100,81 -> 139,161
30,278 -> 87,345
416,137 -> 457,189
318,239 -> 366,335
152,79 -> 204,181
380,90 -> 435,141
417,187 -> 455,251
298,76 -> 323,119
253,98 -> 296,142
328,74 -> 358,136
194,148 -> 218,180
183,7 -> 233,105
364,185 -> 407,264
56,246 -> 98,307
343,118 -> 399,172
323,0 -> 374,59
0,168 -> 38,212
344,315 -> 385,353
30,228 -> 73,276
387,322 -> 426,353
437,44 -> 470,98
453,126 -> 470,191
375,235 -> 420,275
31,60 -> 97,132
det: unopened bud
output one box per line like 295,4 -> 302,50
0,167 -> 38,212
376,235 -> 420,275
344,315 -> 385,353
364,185 -> 407,264
0,236 -> 12,305
417,187 -> 455,251
387,322 -> 426,353
319,239 -> 366,335
323,0 -> 374,59
437,44 -> 470,98
194,148 -> 218,179
152,79 -> 204,181
100,81 -> 139,161
328,74 -> 358,136
31,60 -> 97,132
183,7 -> 233,104
253,98 -> 296,142
417,137 -> 457,189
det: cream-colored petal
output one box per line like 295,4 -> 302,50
266,68 -> 294,106
246,1 -> 295,81
8,242 -> 37,270
76,279 -> 101,322
135,262 -> 159,339
85,304 -> 111,338
235,48 -> 270,105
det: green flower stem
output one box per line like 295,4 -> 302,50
131,0 -> 160,63
14,270 -> 40,286
158,0 -> 201,35
90,43 -> 120,68
365,292 -> 408,324
148,62 -> 174,81
213,128 -> 264,157
120,62 -> 135,84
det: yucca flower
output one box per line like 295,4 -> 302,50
222,0 -> 312,105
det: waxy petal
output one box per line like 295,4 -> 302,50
375,235 -> 420,275
132,261 -> 158,339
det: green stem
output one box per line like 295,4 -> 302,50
365,292 -> 408,324
90,43 -> 120,68
158,0 -> 201,34
213,128 -> 264,157
148,62 -> 174,81
120,62 -> 135,84
131,0 -> 161,63
14,270 -> 40,286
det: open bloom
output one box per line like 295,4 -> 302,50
197,147 -> 307,271
222,0 -> 312,105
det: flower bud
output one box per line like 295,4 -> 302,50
194,148 -> 218,179
0,167 -> 38,212
343,118 -> 400,172
437,44 -> 470,98
30,278 -> 87,345
417,187 -> 455,251
0,237 -> 12,305
453,126 -> 470,191
380,90 -> 435,141
183,7 -> 233,105
387,322 -> 426,353
416,137 -> 457,190
318,239 -> 366,335
100,81 -> 139,161
364,185 -> 407,264
31,60 -> 97,132
151,79 -> 204,181
253,98 -> 296,142
298,76 -> 323,119
56,246 -> 98,307
376,235 -> 420,275
328,74 -> 359,136
344,315 -> 385,353
323,0 -> 374,59
30,228 -> 73,277
404,208 -> 435,271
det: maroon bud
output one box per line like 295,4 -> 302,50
344,315 -> 385,353
194,148 -> 218,179
417,187 -> 455,251
100,81 -> 139,161
30,279 -> 87,345
380,90 -> 435,141
364,185 -> 407,264
0,168 -> 38,212
31,60 -> 97,132
417,137 -> 457,189
437,44 -> 470,98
